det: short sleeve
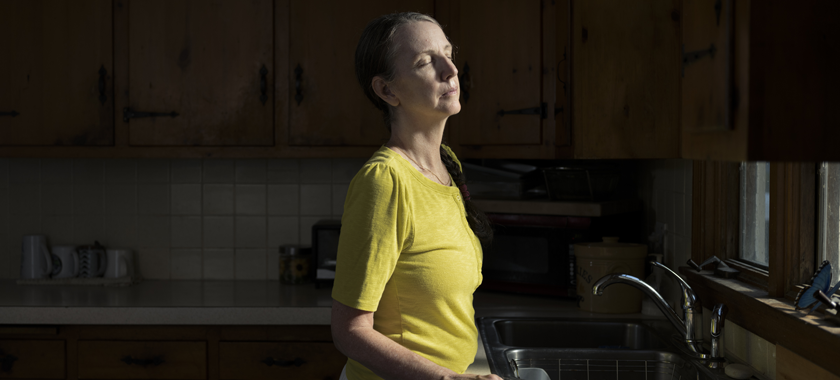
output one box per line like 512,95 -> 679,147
331,162 -> 413,312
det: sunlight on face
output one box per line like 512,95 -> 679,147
389,21 -> 460,121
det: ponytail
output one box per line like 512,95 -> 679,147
440,146 -> 494,246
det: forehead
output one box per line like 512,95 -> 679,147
393,21 -> 451,56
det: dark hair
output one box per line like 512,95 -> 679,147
355,13 -> 493,246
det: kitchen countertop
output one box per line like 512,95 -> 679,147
0,279 -> 664,376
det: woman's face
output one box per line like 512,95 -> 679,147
386,21 -> 460,121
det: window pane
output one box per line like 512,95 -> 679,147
819,163 -> 840,283
740,162 -> 770,267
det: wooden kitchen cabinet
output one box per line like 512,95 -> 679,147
124,0 -> 274,147
286,0 -> 434,147
681,0 -> 840,161
0,325 -> 344,380
447,0 -> 681,160
0,0 -> 114,146
0,340 -> 65,379
569,0 -> 681,159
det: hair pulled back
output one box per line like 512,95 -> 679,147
355,12 -> 493,246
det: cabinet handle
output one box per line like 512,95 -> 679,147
123,107 -> 179,122
498,102 -> 548,119
294,64 -> 303,105
0,349 -> 18,373
681,44 -> 716,77
0,111 -> 19,117
98,65 -> 108,105
121,355 -> 165,367
260,64 -> 269,105
459,62 -> 471,104
261,356 -> 306,367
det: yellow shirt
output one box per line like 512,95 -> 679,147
332,145 -> 483,380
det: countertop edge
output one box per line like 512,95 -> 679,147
0,306 -> 333,325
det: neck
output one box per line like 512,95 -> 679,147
385,113 -> 448,167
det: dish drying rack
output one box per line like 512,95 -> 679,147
509,357 -> 696,380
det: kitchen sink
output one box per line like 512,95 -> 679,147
494,319 -> 669,350
479,317 -> 714,380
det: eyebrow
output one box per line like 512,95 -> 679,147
415,45 -> 453,60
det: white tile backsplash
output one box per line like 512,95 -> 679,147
235,185 -> 266,215
171,184 -> 201,215
9,159 -> 40,183
203,216 -> 234,248
41,159 -> 73,183
300,184 -> 331,215
137,159 -> 170,183
203,248 -> 235,280
0,156 -> 368,280
235,216 -> 266,248
267,159 -> 299,183
267,184 -> 298,215
103,159 -> 137,183
235,248 -> 267,280
235,159 -> 266,183
203,184 -> 234,215
170,160 -> 202,183
171,216 -> 202,248
203,160 -> 235,183
300,159 -> 332,184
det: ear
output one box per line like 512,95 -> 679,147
372,76 -> 400,107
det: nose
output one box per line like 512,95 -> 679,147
440,56 -> 458,82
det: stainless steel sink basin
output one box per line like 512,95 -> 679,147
494,320 -> 669,350
506,348 -> 696,380
479,317 -> 712,380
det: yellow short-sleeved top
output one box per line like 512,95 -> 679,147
331,145 -> 483,380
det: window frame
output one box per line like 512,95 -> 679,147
686,161 -> 840,374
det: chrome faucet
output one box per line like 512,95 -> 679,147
592,262 -> 725,361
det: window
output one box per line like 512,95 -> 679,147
819,163 -> 840,284
739,162 -> 770,268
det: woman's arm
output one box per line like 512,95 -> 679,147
331,299 -> 501,380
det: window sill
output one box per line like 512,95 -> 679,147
679,267 -> 840,375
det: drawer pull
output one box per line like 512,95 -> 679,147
260,357 -> 306,367
0,350 -> 18,373
121,355 -> 165,367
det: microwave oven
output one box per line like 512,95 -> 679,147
479,212 -> 640,297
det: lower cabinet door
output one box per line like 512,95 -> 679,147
0,340 -> 65,379
78,341 -> 206,379
219,342 -> 346,380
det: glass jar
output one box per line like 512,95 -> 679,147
279,245 -> 311,284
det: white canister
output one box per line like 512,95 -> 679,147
20,235 -> 52,279
575,237 -> 647,313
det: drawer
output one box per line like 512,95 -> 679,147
78,341 -> 206,379
220,342 -> 345,380
0,340 -> 65,379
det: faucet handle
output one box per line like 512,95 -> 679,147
710,303 -> 728,337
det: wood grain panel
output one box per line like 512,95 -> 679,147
681,0 -> 733,132
777,345 -> 840,380
219,342 -> 345,380
0,340 -> 64,379
572,0 -> 680,159
0,0 -> 114,146
288,0 -> 432,146
454,0 -> 542,146
127,0 -> 274,146
78,341 -> 206,379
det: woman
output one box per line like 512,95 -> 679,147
330,12 -> 501,380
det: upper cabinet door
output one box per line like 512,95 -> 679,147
287,0 -> 433,147
453,0 -> 542,146
572,0 -> 681,159
0,0 -> 114,146
127,0 -> 273,146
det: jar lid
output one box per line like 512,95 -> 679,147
574,237 -> 647,259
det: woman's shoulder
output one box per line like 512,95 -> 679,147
351,147 -> 404,187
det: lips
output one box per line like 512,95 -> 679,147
442,86 -> 459,97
